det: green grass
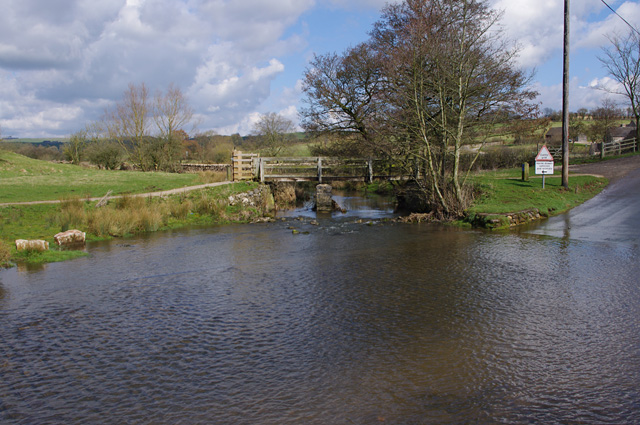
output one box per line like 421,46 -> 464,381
0,181 -> 261,268
467,168 -> 607,219
282,142 -> 312,157
0,150 -> 202,203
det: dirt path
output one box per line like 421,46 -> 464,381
0,181 -> 233,207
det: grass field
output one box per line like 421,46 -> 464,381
0,181 -> 261,266
467,168 -> 607,219
0,150 -> 203,203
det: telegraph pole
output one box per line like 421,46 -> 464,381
562,0 -> 570,188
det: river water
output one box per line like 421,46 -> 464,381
1,192 -> 639,424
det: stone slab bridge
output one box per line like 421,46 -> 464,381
231,151 -> 411,184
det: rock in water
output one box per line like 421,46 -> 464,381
54,229 -> 86,246
315,184 -> 333,212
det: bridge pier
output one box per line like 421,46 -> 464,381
315,184 -> 333,212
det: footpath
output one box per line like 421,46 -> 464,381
0,181 -> 233,207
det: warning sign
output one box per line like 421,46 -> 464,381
535,145 -> 554,175
535,145 -> 554,162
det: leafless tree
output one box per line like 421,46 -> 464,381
370,0 -> 537,215
102,83 -> 151,170
99,82 -> 195,171
300,43 -> 384,155
252,112 -> 295,157
64,130 -> 87,165
151,84 -> 195,170
588,98 -> 622,144
599,30 -> 640,148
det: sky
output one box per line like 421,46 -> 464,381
1,0 -> 639,138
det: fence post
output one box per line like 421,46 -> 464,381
317,157 -> 323,183
368,158 -> 373,183
259,158 -> 265,183
232,150 -> 241,181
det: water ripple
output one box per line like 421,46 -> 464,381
1,224 -> 639,424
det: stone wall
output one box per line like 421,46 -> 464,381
180,163 -> 230,173
227,185 -> 275,212
469,208 -> 544,229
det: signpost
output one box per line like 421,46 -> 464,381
535,146 -> 554,189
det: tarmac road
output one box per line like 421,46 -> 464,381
528,161 -> 640,244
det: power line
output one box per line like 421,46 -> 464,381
600,0 -> 640,36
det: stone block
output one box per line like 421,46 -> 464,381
15,239 -> 49,252
54,229 -> 86,246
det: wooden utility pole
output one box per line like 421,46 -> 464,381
562,0 -> 570,188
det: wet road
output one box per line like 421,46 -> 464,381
529,165 -> 640,244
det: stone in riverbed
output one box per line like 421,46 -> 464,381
54,229 -> 86,246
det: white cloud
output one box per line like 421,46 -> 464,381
328,0 -> 399,10
0,0 -> 316,137
489,0 -> 614,67
0,0 -> 636,137
534,76 -> 628,113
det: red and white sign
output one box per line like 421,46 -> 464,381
535,145 -> 554,175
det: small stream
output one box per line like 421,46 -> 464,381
1,190 -> 639,424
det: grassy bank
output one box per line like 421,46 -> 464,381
0,181 -> 264,267
465,168 -> 608,228
0,150 -> 202,203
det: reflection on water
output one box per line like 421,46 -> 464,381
1,213 -> 639,424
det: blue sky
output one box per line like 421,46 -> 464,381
0,0 -> 639,138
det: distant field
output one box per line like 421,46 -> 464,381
0,150 -> 201,203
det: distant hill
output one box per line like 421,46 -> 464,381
0,138 -> 68,145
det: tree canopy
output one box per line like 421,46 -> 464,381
300,0 -> 537,217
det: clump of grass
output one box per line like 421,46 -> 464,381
0,240 -> 11,268
85,203 -> 164,236
193,191 -> 227,219
50,182 -> 258,239
57,196 -> 86,231
115,194 -> 146,210
168,195 -> 193,219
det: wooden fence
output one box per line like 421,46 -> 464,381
601,138 -> 637,158
232,150 -> 259,181
257,157 -> 408,183
231,152 -> 408,182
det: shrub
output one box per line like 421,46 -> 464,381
462,146 -> 536,171
168,197 -> 193,219
57,197 -> 87,231
0,240 -> 11,268
86,141 -> 123,170
193,191 -> 226,219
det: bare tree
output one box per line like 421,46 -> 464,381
64,129 -> 87,165
154,84 -> 194,139
300,43 -> 384,155
370,0 -> 537,216
588,98 -> 621,144
151,84 -> 195,170
103,83 -> 151,170
252,112 -> 295,157
599,30 -> 640,148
